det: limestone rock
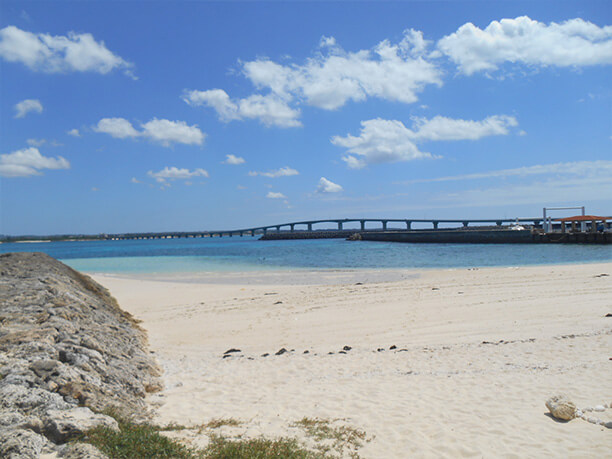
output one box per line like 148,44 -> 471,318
0,252 -> 163,455
43,407 -> 119,443
546,395 -> 576,421
58,442 -> 109,459
0,428 -> 47,459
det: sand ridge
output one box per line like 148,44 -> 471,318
93,262 -> 612,457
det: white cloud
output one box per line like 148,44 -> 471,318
140,119 -> 205,146
147,166 -> 209,183
67,128 -> 80,137
316,177 -> 343,193
266,191 -> 286,199
332,119 -> 433,168
131,177 -> 141,184
0,25 -> 134,77
242,29 -> 442,110
410,115 -> 518,141
224,154 -> 245,165
438,16 -> 612,75
93,117 -> 140,139
93,117 -> 205,146
14,99 -> 43,118
183,30 -> 442,127
183,89 -> 301,128
0,147 -> 70,177
398,160 -> 612,184
332,115 -> 518,168
248,166 -> 299,178
26,138 -> 46,147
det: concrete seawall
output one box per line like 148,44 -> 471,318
261,229 -> 611,244
359,229 -> 534,244
260,230 -> 358,240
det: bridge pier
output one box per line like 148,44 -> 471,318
382,220 -> 388,230
290,224 -> 295,232
463,221 -> 469,227
307,223 -> 312,231
433,221 -> 439,229
496,221 -> 502,226
360,220 -> 365,231
338,221 -> 343,230
406,220 -> 412,230
276,226 -> 281,231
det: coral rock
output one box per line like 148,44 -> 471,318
545,395 -> 576,421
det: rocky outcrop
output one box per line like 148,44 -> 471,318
0,252 -> 162,458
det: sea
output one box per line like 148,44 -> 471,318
1,237 -> 611,274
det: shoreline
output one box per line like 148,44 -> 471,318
91,262 -> 612,457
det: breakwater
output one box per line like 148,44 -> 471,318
260,230 -> 358,240
261,229 -> 611,244
0,252 -> 162,458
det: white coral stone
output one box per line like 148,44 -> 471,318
593,405 -> 605,412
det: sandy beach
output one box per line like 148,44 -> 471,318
92,262 -> 612,458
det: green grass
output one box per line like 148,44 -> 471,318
293,418 -> 369,458
203,418 -> 242,429
79,411 -> 202,459
203,435 -> 322,459
79,410 -> 366,459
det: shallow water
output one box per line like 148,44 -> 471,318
2,237 -> 610,274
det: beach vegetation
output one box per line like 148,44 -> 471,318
293,417 -> 369,458
79,416 -> 202,458
202,417 -> 242,430
79,408 -> 368,458
203,435 -> 322,459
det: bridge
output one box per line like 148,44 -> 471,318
106,217 -> 545,240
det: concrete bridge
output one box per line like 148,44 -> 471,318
106,217 -> 544,240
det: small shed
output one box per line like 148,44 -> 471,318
554,215 -> 608,233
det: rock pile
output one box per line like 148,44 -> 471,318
0,252 -> 162,458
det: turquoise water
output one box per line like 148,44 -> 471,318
2,237 -> 610,274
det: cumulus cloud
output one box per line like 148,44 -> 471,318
93,117 -> 140,139
130,177 -> 141,184
332,119 -> 433,168
140,119 -> 205,147
147,166 -> 209,183
437,16 -> 612,75
241,29 -> 442,110
183,89 -> 301,128
93,117 -> 205,146
398,160 -> 612,184
67,128 -> 80,137
0,25 -> 134,77
183,30 -> 442,126
316,177 -> 343,193
0,147 -> 70,177
223,154 -> 245,165
332,115 -> 518,168
410,115 -> 518,141
14,99 -> 43,118
248,166 -> 299,178
266,191 -> 286,199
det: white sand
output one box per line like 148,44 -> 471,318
92,262 -> 612,458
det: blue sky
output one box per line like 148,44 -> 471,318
1,0 -> 610,235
